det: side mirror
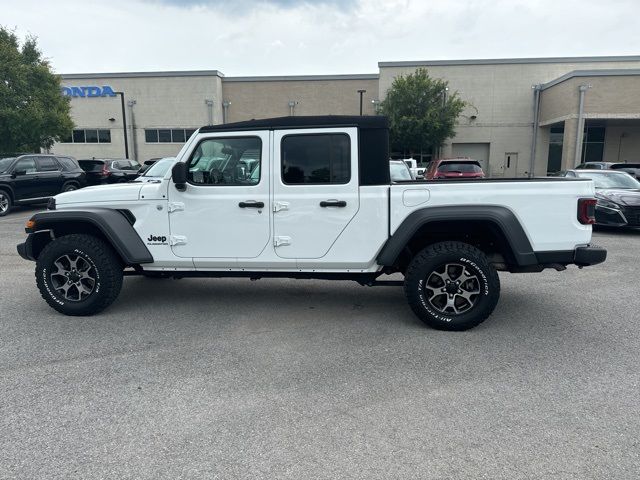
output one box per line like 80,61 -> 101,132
172,162 -> 188,191
13,169 -> 26,177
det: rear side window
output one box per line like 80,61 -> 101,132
36,157 -> 60,172
281,134 -> 350,185
57,156 -> 78,171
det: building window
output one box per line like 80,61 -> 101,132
62,129 -> 111,144
581,125 -> 605,163
547,125 -> 564,174
145,128 -> 197,143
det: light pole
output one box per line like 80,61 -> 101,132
357,89 -> 366,115
114,91 -> 129,159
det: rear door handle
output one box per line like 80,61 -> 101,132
239,201 -> 264,208
320,200 -> 347,208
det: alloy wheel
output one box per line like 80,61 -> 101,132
50,254 -> 96,301
424,263 -> 481,315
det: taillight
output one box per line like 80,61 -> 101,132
577,198 -> 597,225
101,164 -> 110,176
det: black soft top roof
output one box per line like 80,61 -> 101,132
199,115 -> 388,132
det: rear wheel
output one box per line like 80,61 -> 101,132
36,234 -> 123,316
61,182 -> 79,192
404,241 -> 500,331
0,190 -> 11,216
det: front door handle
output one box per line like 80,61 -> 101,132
239,201 -> 264,208
320,200 -> 347,208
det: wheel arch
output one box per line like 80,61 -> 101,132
377,206 -> 538,270
0,184 -> 15,201
24,208 -> 153,265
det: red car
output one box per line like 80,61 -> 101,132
424,158 -> 485,180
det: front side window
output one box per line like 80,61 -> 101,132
281,134 -> 350,185
14,157 -> 37,174
187,137 -> 262,186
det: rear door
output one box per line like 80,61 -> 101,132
272,128 -> 359,259
35,157 -> 63,196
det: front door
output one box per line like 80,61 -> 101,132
11,157 -> 39,201
35,157 -> 63,196
168,132 -> 270,261
272,128 -> 359,259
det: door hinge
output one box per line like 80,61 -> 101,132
273,236 -> 291,247
273,201 -> 290,213
168,202 -> 185,213
169,235 -> 187,246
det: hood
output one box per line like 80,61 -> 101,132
596,189 -> 640,206
55,182 -> 144,205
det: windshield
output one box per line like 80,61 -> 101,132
143,158 -> 175,177
390,162 -> 412,181
0,157 -> 16,173
575,171 -> 640,189
438,162 -> 482,173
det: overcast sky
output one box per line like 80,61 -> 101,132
3,0 -> 639,76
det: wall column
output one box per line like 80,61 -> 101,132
561,117 -> 578,170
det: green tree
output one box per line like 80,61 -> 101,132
381,68 -> 466,156
0,27 -> 73,153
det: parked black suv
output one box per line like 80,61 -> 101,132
0,154 -> 86,216
78,159 -> 141,185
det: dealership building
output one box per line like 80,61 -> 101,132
52,55 -> 640,177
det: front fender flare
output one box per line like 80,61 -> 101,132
23,208 -> 153,264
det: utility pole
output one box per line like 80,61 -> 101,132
357,90 -> 366,115
114,92 -> 129,159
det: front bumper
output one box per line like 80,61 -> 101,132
17,236 -> 35,261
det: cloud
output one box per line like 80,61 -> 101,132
2,0 -> 640,76
141,0 -> 357,11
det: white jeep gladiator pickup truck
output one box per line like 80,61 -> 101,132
17,116 -> 606,330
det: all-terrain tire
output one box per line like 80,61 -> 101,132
404,241 -> 500,331
35,234 -> 123,316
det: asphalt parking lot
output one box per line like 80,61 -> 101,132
1,207 -> 639,479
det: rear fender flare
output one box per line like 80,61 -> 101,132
377,205 -> 537,267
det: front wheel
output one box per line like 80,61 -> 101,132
35,234 -> 123,316
0,190 -> 11,216
404,241 -> 500,331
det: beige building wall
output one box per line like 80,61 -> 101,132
539,73 -> 640,169
379,58 -> 640,176
604,122 -> 640,163
51,72 -> 223,161
221,75 -> 379,123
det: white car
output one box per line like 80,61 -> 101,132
18,116 -> 606,331
390,160 -> 414,181
134,157 -> 176,183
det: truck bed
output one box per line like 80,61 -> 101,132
390,177 -> 594,253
